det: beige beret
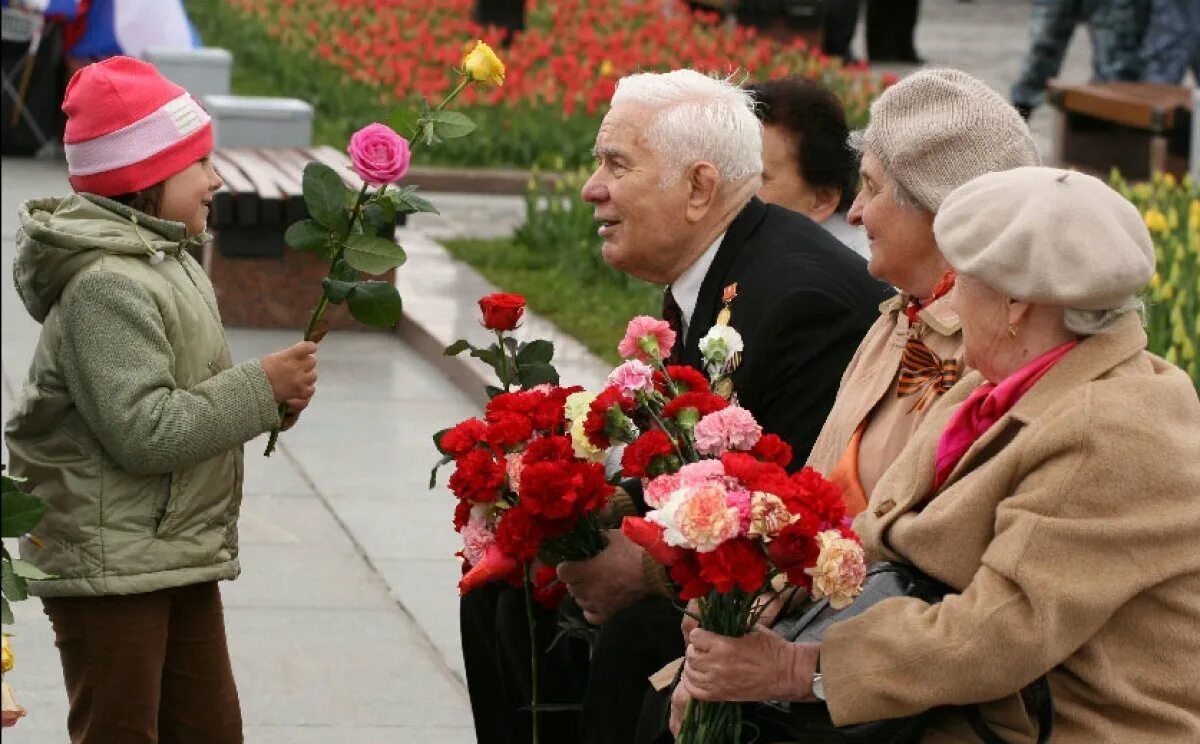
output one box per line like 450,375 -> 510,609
934,167 -> 1156,310
863,68 -> 1041,212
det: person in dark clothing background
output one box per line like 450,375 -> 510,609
472,0 -> 525,47
866,0 -> 923,63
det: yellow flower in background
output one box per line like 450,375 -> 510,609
462,40 -> 505,87
1,635 -> 12,674
1163,172 -> 1177,188
599,59 -> 614,77
1144,208 -> 1168,233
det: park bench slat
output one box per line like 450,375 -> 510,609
253,148 -> 310,224
303,145 -> 366,191
210,149 -> 259,228
218,148 -> 287,226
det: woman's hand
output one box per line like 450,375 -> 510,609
683,627 -> 820,702
669,676 -> 693,737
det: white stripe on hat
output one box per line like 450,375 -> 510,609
65,93 -> 210,177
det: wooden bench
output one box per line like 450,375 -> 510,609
1047,81 -> 1193,180
202,146 -> 404,330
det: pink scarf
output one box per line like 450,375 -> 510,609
932,341 -> 1078,492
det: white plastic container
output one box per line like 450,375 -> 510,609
142,47 -> 232,98
202,94 -> 313,148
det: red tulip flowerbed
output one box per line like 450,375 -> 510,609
203,0 -> 895,168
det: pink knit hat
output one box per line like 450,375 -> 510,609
62,56 -> 213,196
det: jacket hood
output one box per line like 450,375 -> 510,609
13,194 -> 208,323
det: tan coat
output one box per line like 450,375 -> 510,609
808,293 -> 965,498
821,314 -> 1200,742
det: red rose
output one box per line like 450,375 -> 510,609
768,522 -> 821,589
669,554 -> 713,601
622,517 -> 685,566
662,391 -> 729,421
698,537 -> 768,594
440,418 -> 488,457
448,449 -> 507,504
621,430 -> 678,479
478,293 -> 526,331
751,434 -> 793,469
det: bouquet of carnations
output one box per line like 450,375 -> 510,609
585,316 -> 866,744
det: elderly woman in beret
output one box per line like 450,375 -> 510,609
672,167 -> 1200,742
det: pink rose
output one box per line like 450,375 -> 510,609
607,360 -> 656,394
693,406 -> 763,457
618,316 -> 677,362
347,123 -> 412,186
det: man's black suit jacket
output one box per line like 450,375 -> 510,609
674,196 -> 894,470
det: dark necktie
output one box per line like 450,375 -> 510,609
662,288 -> 685,365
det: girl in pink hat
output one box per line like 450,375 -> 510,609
5,56 -> 318,743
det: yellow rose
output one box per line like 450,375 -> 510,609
1144,208 -> 1168,233
462,40 -> 505,87
1,635 -> 12,674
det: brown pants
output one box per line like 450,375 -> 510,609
42,581 -> 243,744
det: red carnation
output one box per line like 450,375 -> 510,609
453,498 -> 472,531
768,522 -> 821,589
448,449 -> 507,504
622,517 -> 686,566
484,411 -> 534,449
459,544 -> 520,594
669,554 -> 714,601
621,430 -> 678,479
494,505 -> 543,561
478,293 -> 526,331
583,387 -> 635,448
751,433 -> 793,469
663,391 -> 729,421
530,385 -> 581,432
522,435 -> 575,464
440,418 -> 487,457
531,565 -> 568,610
788,467 -> 846,530
697,537 -> 769,594
656,365 -> 709,394
520,460 -> 610,520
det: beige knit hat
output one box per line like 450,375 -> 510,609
934,167 -> 1156,311
862,68 -> 1041,212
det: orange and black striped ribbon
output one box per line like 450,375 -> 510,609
897,338 -> 960,412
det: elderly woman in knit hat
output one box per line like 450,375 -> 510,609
673,167 -> 1200,741
805,67 -> 1042,519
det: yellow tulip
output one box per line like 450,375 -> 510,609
462,40 -> 505,88
1143,208 -> 1168,233
1163,172 -> 1177,188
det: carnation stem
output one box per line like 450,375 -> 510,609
523,562 -> 540,744
264,181 -> 373,457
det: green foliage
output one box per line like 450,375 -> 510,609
441,237 -> 661,366
2,467 -> 51,625
1110,171 -> 1199,385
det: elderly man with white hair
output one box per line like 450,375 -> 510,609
457,69 -> 892,744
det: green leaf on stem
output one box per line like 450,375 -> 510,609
485,385 -> 505,399
1,488 -> 47,537
518,362 -> 559,388
329,258 -> 358,283
426,110 -> 477,140
343,235 -> 408,275
10,559 -> 50,580
470,345 -> 502,369
321,278 -> 355,304
429,454 -> 453,489
444,339 -> 471,356
389,109 -> 419,140
2,596 -> 12,625
386,188 -> 440,216
517,340 -> 555,366
1,560 -> 27,602
284,219 -> 330,255
302,162 -> 351,233
362,201 -> 396,239
347,282 -> 403,327
432,428 -> 451,456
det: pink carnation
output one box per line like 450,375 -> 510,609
506,452 -> 525,493
347,123 -> 412,186
618,316 -> 677,362
674,484 -> 741,552
462,515 -> 496,567
644,472 -> 682,509
693,406 -> 763,457
677,460 -> 727,486
727,489 -> 753,533
607,360 -> 656,394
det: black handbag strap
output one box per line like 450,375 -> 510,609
965,676 -> 1053,744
